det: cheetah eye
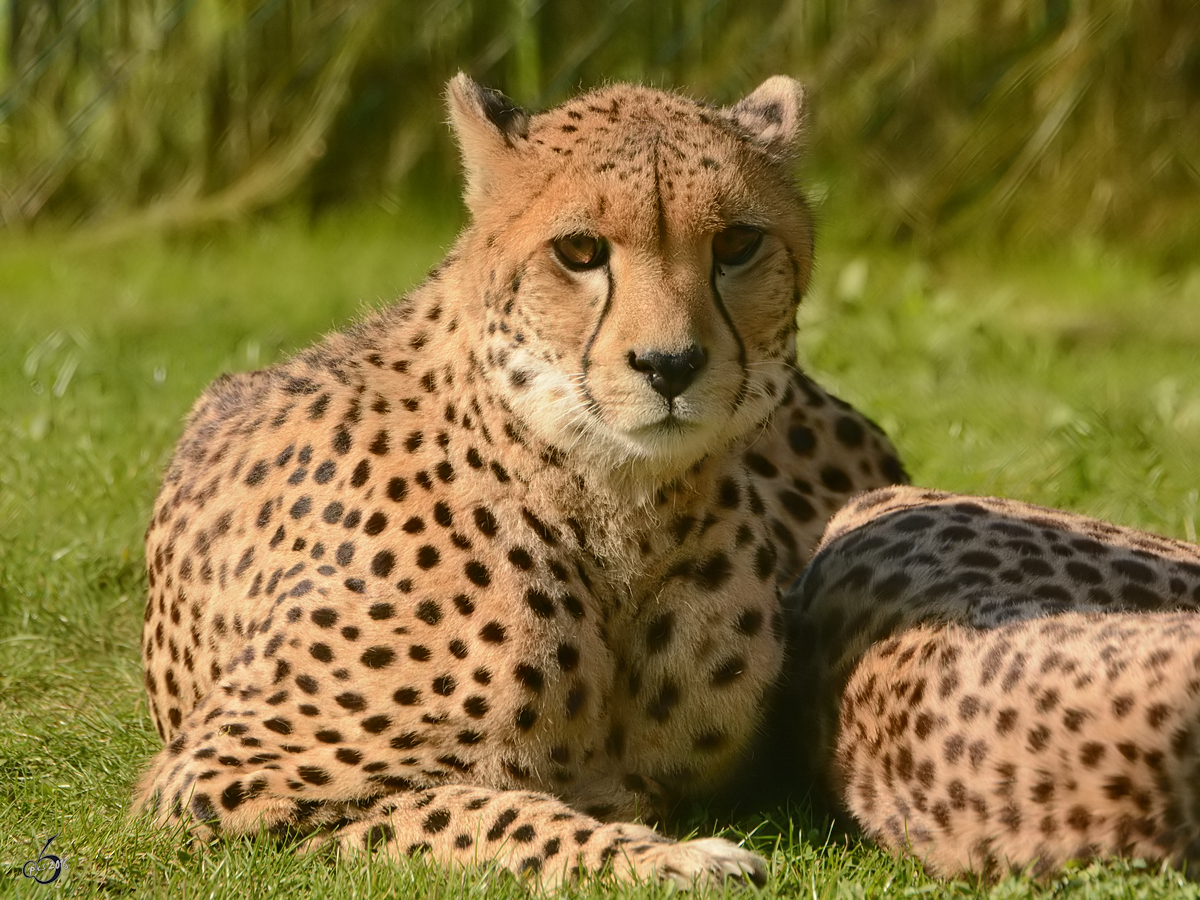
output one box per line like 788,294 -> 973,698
553,234 -> 609,271
712,226 -> 763,267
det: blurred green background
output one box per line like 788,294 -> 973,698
3,0 -> 1199,256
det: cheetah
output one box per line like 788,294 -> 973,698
133,74 -> 906,888
778,485 -> 1200,879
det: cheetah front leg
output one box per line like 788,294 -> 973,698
134,688 -> 767,891
306,783 -> 766,889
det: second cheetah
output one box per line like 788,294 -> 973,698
782,485 -> 1200,878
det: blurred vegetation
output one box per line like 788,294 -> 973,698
2,0 -> 1198,255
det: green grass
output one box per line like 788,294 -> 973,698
2,198 -> 1200,898
7,0 -> 1199,254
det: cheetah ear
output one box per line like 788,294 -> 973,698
447,73 -> 530,209
725,75 -> 807,160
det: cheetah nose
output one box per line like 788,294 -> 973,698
628,345 -> 708,400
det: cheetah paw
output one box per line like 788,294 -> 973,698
644,837 -> 768,889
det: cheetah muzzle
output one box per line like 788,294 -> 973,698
133,73 -> 905,889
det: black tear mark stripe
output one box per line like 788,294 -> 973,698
709,259 -> 749,413
578,264 -> 615,421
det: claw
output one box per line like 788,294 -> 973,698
650,837 -> 768,890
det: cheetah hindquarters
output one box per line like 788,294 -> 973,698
834,611 -> 1200,878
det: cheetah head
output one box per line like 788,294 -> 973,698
447,74 -> 813,487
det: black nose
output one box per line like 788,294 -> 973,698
628,345 -> 708,400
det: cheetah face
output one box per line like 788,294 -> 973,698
448,75 -> 813,483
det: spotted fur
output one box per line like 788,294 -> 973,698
133,73 -> 905,889
782,486 -> 1200,878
